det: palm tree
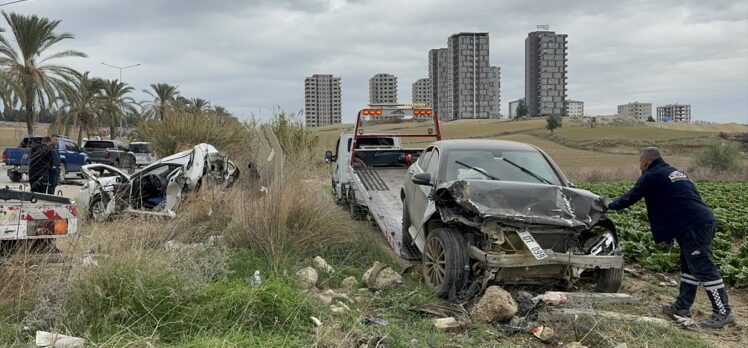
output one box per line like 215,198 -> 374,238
0,12 -> 85,135
101,79 -> 137,139
187,98 -> 210,114
143,83 -> 179,120
64,72 -> 106,145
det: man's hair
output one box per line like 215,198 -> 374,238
42,136 -> 52,143
640,147 -> 662,161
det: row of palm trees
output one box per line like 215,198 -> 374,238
0,12 -> 232,145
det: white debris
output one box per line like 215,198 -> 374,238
35,331 -> 85,348
313,256 -> 335,273
434,317 -> 462,332
310,316 -> 322,327
248,270 -> 262,287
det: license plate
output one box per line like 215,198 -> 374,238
517,231 -> 547,260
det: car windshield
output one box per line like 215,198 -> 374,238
84,141 -> 114,149
444,149 -> 561,185
129,144 -> 150,153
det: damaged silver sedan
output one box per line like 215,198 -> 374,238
401,140 -> 623,299
79,143 -> 239,221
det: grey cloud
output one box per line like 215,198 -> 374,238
7,0 -> 747,123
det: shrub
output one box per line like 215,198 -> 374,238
134,109 -> 249,157
269,109 -> 319,164
694,142 -> 742,172
546,115 -> 562,133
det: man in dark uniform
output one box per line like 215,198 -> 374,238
602,147 -> 734,329
47,135 -> 61,194
29,137 -> 53,193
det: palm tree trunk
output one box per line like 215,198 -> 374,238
77,127 -> 83,147
110,124 -> 116,140
25,102 -> 34,135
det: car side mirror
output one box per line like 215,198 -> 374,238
412,172 -> 432,186
324,151 -> 335,164
568,182 -> 576,188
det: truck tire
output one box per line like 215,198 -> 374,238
423,228 -> 469,298
400,202 -> 421,260
8,170 -> 22,182
594,267 -> 623,293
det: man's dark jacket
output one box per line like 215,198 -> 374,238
608,158 -> 715,243
29,143 -> 53,181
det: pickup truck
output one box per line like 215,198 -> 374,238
83,140 -> 136,170
2,136 -> 89,183
0,187 -> 78,244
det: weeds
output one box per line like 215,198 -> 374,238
694,142 -> 743,173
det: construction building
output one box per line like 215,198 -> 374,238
429,33 -> 501,120
566,100 -> 584,117
369,73 -> 398,104
525,28 -> 568,117
304,74 -> 342,127
617,102 -> 652,121
657,104 -> 692,123
411,78 -> 431,106
508,99 -> 523,118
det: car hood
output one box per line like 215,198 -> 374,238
432,180 -> 607,229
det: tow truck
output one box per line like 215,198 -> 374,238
325,104 -> 441,256
0,188 -> 78,251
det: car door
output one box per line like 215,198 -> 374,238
63,140 -> 86,172
407,146 -> 435,227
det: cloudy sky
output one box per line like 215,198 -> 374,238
7,0 -> 748,123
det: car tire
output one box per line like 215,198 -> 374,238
423,228 -> 469,298
8,170 -> 22,182
58,163 -> 67,183
400,201 -> 421,260
89,194 -> 110,223
594,267 -> 623,293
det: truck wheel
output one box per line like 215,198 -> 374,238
423,228 -> 469,298
8,170 -> 22,182
331,178 -> 344,206
58,163 -> 67,183
400,202 -> 421,260
348,190 -> 366,220
594,267 -> 623,292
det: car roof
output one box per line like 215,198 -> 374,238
432,139 -> 539,152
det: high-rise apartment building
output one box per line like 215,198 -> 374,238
525,29 -> 567,117
618,102 -> 652,121
429,48 -> 450,120
429,33 -> 501,120
657,104 -> 691,123
566,100 -> 584,117
369,73 -> 398,104
411,78 -> 431,106
304,74 -> 341,127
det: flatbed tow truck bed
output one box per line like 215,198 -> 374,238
353,167 -> 409,254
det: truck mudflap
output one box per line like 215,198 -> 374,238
468,245 -> 624,269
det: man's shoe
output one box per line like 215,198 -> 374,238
662,303 -> 691,318
701,312 -> 735,329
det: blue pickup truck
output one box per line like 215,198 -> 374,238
2,135 -> 89,182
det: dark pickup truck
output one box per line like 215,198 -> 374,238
82,140 -> 136,169
2,136 -> 89,182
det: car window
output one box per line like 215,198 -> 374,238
444,149 -> 560,185
64,141 -> 78,152
417,147 -> 433,171
84,141 -> 114,149
425,148 -> 440,178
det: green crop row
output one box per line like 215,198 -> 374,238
578,181 -> 748,287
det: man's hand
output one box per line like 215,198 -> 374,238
597,196 -> 613,210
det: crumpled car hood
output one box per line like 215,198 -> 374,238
432,180 -> 606,229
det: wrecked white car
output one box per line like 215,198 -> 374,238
80,143 -> 239,221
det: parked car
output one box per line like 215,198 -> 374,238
82,140 -> 135,170
79,143 -> 239,222
401,140 -> 624,298
128,142 -> 155,167
2,135 -> 89,182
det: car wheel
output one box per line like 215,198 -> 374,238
89,195 -> 110,223
8,171 -> 22,182
594,267 -> 623,292
423,228 -> 468,298
58,164 -> 67,183
400,201 -> 421,260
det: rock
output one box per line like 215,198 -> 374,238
330,305 -> 348,316
362,262 -> 402,290
531,325 -> 555,343
296,267 -> 318,290
566,342 -> 588,348
342,276 -> 358,289
434,317 -> 463,332
313,293 -> 333,305
470,286 -> 518,323
314,256 -> 335,273
35,331 -> 85,348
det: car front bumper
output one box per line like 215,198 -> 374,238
469,245 -> 624,270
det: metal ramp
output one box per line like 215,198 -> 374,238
354,168 -> 408,256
